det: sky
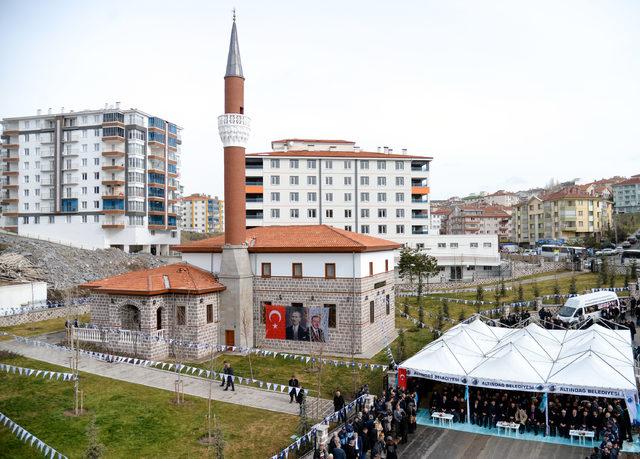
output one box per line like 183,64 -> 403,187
1,0 -> 639,200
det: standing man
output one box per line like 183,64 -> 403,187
220,361 -> 229,388
334,389 -> 346,421
289,374 -> 300,403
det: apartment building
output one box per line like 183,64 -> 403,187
244,139 -> 432,248
482,190 -> 520,207
430,207 -> 450,235
444,205 -> 512,242
179,194 -> 224,233
612,175 -> 640,214
0,106 -> 182,254
512,187 -> 613,245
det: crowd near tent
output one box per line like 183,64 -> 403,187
399,318 -> 639,420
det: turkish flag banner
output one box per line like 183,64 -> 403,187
265,305 -> 287,340
398,367 -> 407,390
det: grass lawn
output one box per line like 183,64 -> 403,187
0,352 -> 297,459
0,314 -> 90,341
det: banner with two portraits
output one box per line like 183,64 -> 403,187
265,304 -> 329,343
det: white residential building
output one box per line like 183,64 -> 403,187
244,139 -> 432,248
0,106 -> 182,254
179,193 -> 224,233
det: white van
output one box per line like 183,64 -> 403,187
556,291 -> 619,324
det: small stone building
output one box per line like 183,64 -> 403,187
80,263 -> 224,360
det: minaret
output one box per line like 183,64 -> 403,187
217,14 -> 254,349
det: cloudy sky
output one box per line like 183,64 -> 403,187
1,0 -> 639,199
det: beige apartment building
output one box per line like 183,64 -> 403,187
179,193 -> 224,233
512,187 -> 613,245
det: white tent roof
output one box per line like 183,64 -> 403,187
400,318 -> 637,394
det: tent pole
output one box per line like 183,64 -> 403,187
544,392 -> 549,436
466,385 -> 471,424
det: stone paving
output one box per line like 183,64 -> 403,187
0,337 -> 333,416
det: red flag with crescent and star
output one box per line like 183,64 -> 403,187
398,367 -> 407,390
265,305 -> 286,340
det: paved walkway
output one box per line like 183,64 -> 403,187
0,337 -> 332,416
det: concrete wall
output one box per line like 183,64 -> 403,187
0,282 -> 48,311
0,304 -> 90,327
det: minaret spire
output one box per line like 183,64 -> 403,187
225,10 -> 244,78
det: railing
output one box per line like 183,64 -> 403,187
74,327 -> 165,344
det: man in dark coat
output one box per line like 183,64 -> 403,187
288,374 -> 299,403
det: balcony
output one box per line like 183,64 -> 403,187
246,210 -> 263,220
62,148 -> 79,157
62,161 -> 80,171
41,161 -> 55,172
102,215 -> 126,229
1,143 -> 19,150
3,205 -> 19,216
102,179 -> 125,186
102,164 -> 125,172
411,186 -> 430,195
102,150 -> 126,158
1,152 -> 18,162
61,175 -> 78,185
1,168 -> 19,176
245,185 -> 263,194
0,197 -> 18,205
411,212 -> 429,219
102,187 -> 125,199
1,128 -> 19,136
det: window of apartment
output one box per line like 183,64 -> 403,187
81,158 -> 88,166
206,304 -> 214,324
270,159 -> 280,168
378,209 -> 387,218
93,186 -> 99,193
395,177 -> 404,186
377,192 -> 387,202
361,209 -> 370,218
307,192 -> 317,202
35,189 -> 40,196
377,160 -> 386,170
271,192 -> 280,202
290,159 -> 299,169
344,160 -> 352,169
325,176 -> 333,185
82,201 -> 88,209
450,243 -> 459,248
270,175 -> 280,185
437,242 -> 446,248
22,217 -> 29,224
292,263 -> 303,278
261,263 -> 271,278
271,209 -> 280,218
81,215 -> 88,223
325,263 -> 336,279
395,193 -> 405,202
93,143 -> 100,151
307,159 -> 316,169
325,193 -> 333,202
23,161 -> 29,170
360,176 -> 369,186
34,216 -> 40,224
290,192 -> 299,202
396,225 -> 405,234
344,209 -> 352,218
94,200 -> 100,208
325,209 -> 333,218
470,242 -> 478,248
344,176 -> 352,186
395,161 -> 404,170
307,176 -> 317,185
308,209 -> 317,218
23,189 -> 29,197
360,192 -> 370,202
377,177 -> 386,186
369,301 -> 375,323
378,225 -> 387,234
65,215 -> 71,223
483,242 -> 492,248
345,225 -> 352,231
290,208 -> 299,218
81,172 -> 88,180
361,225 -> 370,234
176,306 -> 186,325
94,215 -> 99,223
49,216 -> 55,223
396,209 -> 405,218
360,160 -> 369,170
290,175 -> 299,185
325,160 -> 333,169
23,203 -> 29,211
325,304 -> 337,328
344,192 -> 352,202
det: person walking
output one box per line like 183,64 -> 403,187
289,374 -> 300,403
220,361 -> 229,388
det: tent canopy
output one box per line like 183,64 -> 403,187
400,318 -> 637,396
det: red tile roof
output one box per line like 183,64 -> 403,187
271,139 -> 356,144
615,176 -> 640,186
247,150 -> 432,160
173,225 -> 401,254
542,186 -> 596,201
81,263 -> 225,296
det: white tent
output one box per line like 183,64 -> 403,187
400,318 -> 638,402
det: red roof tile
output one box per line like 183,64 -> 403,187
173,225 -> 401,254
247,150 -> 431,160
81,263 -> 225,296
542,186 -> 596,201
615,176 -> 640,186
271,139 -> 356,144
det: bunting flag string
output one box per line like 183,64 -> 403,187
0,363 -> 76,382
0,411 -> 68,459
0,297 -> 88,318
271,394 -> 367,459
62,325 -> 390,373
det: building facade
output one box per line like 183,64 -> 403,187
444,205 -> 512,242
244,140 -> 432,248
0,106 -> 182,254
613,175 -> 640,214
179,193 -> 224,233
512,188 -> 613,244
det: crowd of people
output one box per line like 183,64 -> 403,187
429,384 -> 631,458
314,385 -> 418,459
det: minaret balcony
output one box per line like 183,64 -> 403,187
218,114 -> 251,148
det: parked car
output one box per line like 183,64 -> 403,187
557,291 -> 619,324
614,246 -> 624,254
596,248 -> 615,257
628,237 -> 638,244
622,241 -> 632,248
522,249 -> 538,256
